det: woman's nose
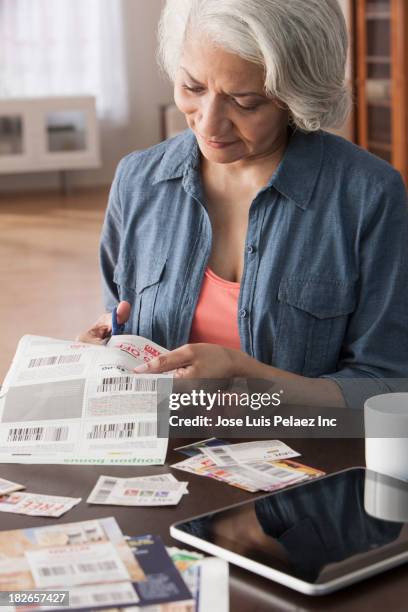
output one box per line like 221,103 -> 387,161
197,96 -> 231,138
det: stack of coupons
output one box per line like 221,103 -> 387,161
171,439 -> 325,493
0,517 -> 194,611
0,476 -> 81,517
105,544 -> 229,612
87,473 -> 188,507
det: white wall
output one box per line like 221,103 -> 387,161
0,0 -> 173,192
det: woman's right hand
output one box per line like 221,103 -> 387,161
76,300 -> 131,344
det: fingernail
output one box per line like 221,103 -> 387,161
134,363 -> 149,373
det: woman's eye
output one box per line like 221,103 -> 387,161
233,100 -> 259,112
181,85 -> 259,110
182,84 -> 204,94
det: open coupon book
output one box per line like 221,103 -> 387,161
0,518 -> 144,609
0,517 -> 194,611
0,335 -> 172,465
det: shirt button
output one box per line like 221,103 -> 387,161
239,308 -> 248,318
246,245 -> 255,254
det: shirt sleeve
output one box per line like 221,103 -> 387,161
99,157 -> 127,312
321,170 -> 408,409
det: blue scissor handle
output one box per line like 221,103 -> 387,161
112,306 -> 125,336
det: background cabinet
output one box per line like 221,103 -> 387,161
0,96 -> 100,177
354,0 -> 408,184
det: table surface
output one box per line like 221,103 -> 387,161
1,438 -> 407,612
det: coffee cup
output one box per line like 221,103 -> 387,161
364,393 -> 408,482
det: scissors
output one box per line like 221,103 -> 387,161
111,306 -> 125,336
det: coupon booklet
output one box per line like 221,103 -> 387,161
0,517 -> 145,610
0,519 -> 197,611
127,535 -> 194,607
0,335 -> 171,465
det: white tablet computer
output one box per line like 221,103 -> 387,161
170,467 -> 408,595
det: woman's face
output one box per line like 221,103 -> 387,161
174,34 -> 288,165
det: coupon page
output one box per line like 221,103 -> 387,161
0,334 -> 171,465
0,517 -> 144,589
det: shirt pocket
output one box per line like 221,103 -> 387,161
113,256 -> 167,340
276,276 -> 356,376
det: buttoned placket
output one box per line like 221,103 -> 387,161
174,153 -> 279,357
238,187 -> 270,356
175,162 -> 212,348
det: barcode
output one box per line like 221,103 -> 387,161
92,590 -> 136,603
87,421 -> 157,439
97,376 -> 157,393
101,478 -> 117,489
70,589 -> 136,606
78,560 -> 118,572
249,462 -> 294,479
39,566 -> 72,577
249,462 -> 273,472
7,426 -> 69,443
28,354 -> 81,368
93,488 -> 114,503
92,477 -> 117,503
38,560 -> 118,577
211,448 -> 236,465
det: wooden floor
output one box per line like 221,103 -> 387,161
0,187 -> 109,381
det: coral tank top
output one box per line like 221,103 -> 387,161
189,267 -> 241,350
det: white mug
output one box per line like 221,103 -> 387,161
364,393 -> 408,482
364,470 -> 408,522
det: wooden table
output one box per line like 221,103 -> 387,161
1,438 -> 407,611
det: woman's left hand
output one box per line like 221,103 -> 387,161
133,343 -> 245,378
132,341 -> 346,408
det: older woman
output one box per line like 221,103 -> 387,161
80,0 -> 408,409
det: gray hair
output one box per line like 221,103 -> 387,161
158,0 -> 351,132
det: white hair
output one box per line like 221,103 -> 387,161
158,0 -> 351,132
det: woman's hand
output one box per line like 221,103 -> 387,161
133,342 -> 246,379
133,341 -> 346,408
76,301 -> 131,344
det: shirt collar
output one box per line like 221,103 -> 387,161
268,128 -> 324,210
152,128 -> 323,210
152,130 -> 198,184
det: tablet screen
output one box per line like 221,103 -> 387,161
174,468 -> 408,585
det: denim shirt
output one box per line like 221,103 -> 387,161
100,128 -> 408,408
